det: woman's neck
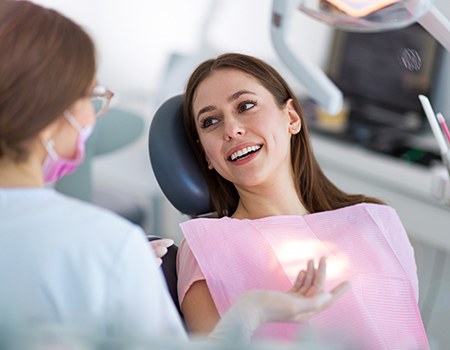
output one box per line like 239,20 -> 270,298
231,183 -> 308,219
0,157 -> 44,188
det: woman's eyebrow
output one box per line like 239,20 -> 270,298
196,90 -> 256,120
197,105 -> 216,120
229,90 -> 256,102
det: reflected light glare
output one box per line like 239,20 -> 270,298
276,239 -> 351,282
298,0 -> 433,32
326,0 -> 398,18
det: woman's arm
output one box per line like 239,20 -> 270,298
181,280 -> 220,335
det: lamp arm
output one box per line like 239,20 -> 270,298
417,5 -> 450,53
271,0 -> 343,114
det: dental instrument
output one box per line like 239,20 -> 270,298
437,112 -> 450,144
418,94 -> 450,178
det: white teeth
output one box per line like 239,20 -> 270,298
230,145 -> 261,161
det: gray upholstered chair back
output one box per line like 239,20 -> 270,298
148,95 -> 212,217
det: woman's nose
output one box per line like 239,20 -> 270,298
223,117 -> 244,141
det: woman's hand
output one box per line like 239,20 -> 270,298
290,256 -> 328,297
209,257 -> 351,340
247,257 -> 350,324
284,256 -> 351,322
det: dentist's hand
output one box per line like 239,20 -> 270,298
149,238 -> 174,265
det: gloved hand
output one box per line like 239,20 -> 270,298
208,257 -> 351,341
149,238 -> 174,266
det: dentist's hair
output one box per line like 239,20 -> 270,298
0,0 -> 96,161
183,53 -> 383,217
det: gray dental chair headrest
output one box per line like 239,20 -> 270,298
148,94 -> 212,217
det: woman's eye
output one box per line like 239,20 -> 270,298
238,101 -> 256,113
201,117 -> 218,129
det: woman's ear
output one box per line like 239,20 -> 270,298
199,139 -> 214,170
285,99 -> 301,134
205,155 -> 214,170
37,118 -> 60,143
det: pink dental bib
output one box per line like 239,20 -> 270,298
179,203 -> 429,349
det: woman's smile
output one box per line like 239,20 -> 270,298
227,144 -> 262,162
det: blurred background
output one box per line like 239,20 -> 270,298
31,0 -> 450,348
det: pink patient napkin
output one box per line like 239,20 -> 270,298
180,203 -> 429,349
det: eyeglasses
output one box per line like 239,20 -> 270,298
91,85 -> 114,118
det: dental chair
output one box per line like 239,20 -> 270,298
148,95 -> 212,320
147,235 -> 182,318
148,94 -> 212,217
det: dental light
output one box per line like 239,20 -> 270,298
271,0 -> 450,114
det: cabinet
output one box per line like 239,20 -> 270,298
312,132 -> 450,251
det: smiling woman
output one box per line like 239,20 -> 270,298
176,52 -> 429,349
192,68 -> 298,194
183,53 -> 384,217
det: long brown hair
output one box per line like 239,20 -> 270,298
184,53 -> 383,217
0,0 -> 96,162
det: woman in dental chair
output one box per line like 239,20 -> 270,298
177,53 -> 429,349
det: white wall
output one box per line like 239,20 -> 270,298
30,0 -> 450,112
31,0 -> 300,97
32,0 -> 211,96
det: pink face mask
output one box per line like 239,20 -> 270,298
42,111 -> 93,183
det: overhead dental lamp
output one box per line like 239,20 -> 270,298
271,0 -> 450,114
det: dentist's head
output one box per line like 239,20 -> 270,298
0,0 -> 112,186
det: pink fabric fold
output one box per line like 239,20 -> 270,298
178,203 -> 429,349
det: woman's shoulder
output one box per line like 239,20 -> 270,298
300,203 -> 400,230
317,202 -> 396,218
349,202 -> 398,218
41,189 -> 146,245
1,187 -> 130,225
52,192 -> 151,267
53,190 -> 138,226
180,215 -> 231,229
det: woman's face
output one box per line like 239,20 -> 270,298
192,68 -> 300,189
49,83 -> 97,159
